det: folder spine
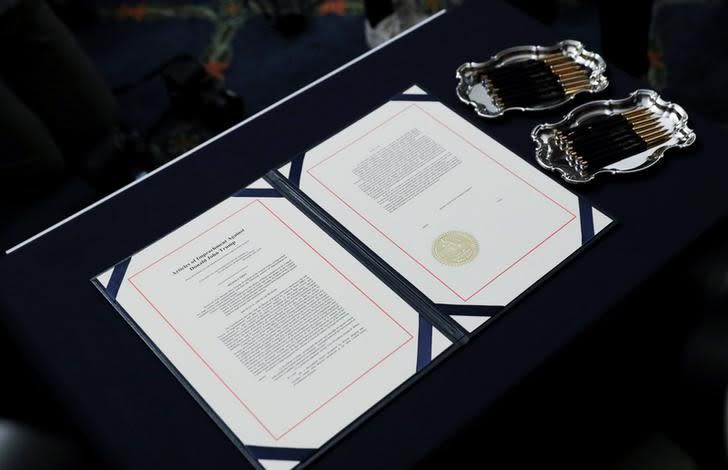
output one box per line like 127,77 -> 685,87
264,170 -> 467,343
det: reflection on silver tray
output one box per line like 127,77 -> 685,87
531,89 -> 696,183
456,39 -> 608,118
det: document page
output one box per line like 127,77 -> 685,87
95,192 -> 451,469
296,86 -> 611,311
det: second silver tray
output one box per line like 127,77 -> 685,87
531,89 -> 696,183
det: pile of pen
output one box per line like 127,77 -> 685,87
557,107 -> 672,170
482,53 -> 592,108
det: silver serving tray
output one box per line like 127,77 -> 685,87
531,89 -> 696,183
456,39 -> 608,118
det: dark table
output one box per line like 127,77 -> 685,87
1,2 -> 727,468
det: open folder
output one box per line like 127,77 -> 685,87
93,85 -> 612,469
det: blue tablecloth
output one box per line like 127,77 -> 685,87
0,2 -> 726,468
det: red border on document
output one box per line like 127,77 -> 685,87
127,199 -> 414,441
306,104 -> 577,302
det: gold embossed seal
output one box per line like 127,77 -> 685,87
432,231 -> 479,266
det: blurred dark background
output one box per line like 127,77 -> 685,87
1,0 -> 727,468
